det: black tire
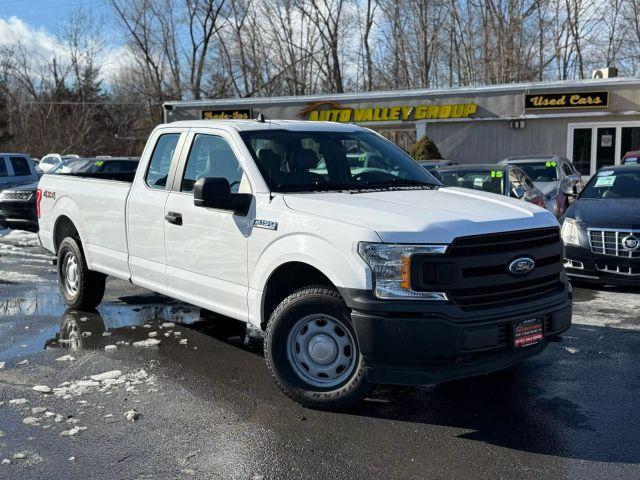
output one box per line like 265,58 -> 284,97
264,286 -> 371,409
57,236 -> 106,309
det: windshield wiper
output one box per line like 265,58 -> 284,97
274,181 -> 359,193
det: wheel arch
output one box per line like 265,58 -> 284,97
53,215 -> 81,253
260,261 -> 335,330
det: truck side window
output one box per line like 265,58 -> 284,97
181,134 -> 244,193
10,157 -> 31,176
0,159 -> 7,177
145,133 -> 180,189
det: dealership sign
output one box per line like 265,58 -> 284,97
202,109 -> 252,120
525,91 -> 608,110
300,101 -> 478,123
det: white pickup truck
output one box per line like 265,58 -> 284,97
38,120 -> 572,408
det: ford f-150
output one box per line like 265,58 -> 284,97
38,120 -> 572,408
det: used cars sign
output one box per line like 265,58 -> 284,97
525,91 -> 608,110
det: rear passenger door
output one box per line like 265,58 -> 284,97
127,129 -> 188,294
163,129 -> 252,321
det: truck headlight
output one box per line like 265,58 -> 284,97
357,243 -> 449,300
561,218 -> 581,246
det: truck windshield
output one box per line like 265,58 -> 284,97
581,170 -> 640,199
239,129 -> 439,192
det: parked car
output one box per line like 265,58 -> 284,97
561,165 -> 640,286
499,155 -> 584,217
48,157 -> 140,176
0,157 -> 139,232
0,153 -> 40,190
39,153 -> 80,173
416,159 -> 456,178
436,164 -> 547,208
38,120 -> 571,409
621,150 -> 639,166
0,181 -> 39,232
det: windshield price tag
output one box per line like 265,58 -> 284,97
595,176 -> 616,187
545,161 -> 557,168
490,170 -> 503,178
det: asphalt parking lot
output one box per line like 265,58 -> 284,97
0,229 -> 639,480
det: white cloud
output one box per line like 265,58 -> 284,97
0,15 -> 129,84
0,16 -> 67,63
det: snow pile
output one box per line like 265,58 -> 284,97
133,338 -> 161,348
52,368 -> 156,399
0,228 -> 39,246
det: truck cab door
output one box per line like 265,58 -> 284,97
163,130 -> 253,321
126,129 -> 188,294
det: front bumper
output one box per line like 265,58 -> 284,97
340,283 -> 572,385
0,200 -> 38,231
564,244 -> 640,286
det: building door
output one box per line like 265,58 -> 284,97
568,121 -> 640,176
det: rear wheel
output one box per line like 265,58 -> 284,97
264,286 -> 371,409
57,237 -> 106,309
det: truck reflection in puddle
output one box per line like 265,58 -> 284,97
43,305 -> 261,352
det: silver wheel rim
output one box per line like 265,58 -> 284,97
286,314 -> 357,388
62,251 -> 79,297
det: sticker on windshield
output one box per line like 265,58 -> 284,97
598,170 -> 615,176
474,177 -> 484,187
95,161 -> 104,167
490,170 -> 503,178
595,175 -> 616,187
545,161 -> 557,168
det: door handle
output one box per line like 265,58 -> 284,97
165,211 -> 183,225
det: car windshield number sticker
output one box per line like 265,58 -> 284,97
595,176 -> 616,187
490,170 -> 503,178
545,161 -> 557,168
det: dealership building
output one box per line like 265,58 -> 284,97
164,77 -> 640,176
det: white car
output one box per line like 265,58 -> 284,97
39,153 -> 80,173
37,120 -> 572,408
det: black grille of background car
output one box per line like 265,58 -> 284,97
412,227 -> 564,311
588,229 -> 640,258
1,191 -> 33,200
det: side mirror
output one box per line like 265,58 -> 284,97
193,177 -> 251,215
563,184 -> 578,196
511,186 -> 525,199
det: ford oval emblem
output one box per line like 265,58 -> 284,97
508,257 -> 536,276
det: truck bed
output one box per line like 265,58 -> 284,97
38,174 -> 132,280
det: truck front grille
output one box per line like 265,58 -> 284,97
448,274 -> 562,310
447,227 -> 560,256
588,228 -> 640,258
412,227 -> 564,311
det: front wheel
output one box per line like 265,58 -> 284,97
264,286 -> 371,409
57,237 -> 106,309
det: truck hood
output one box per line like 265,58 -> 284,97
283,187 -> 558,243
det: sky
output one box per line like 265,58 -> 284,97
0,0 -> 110,31
0,0 -> 129,82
